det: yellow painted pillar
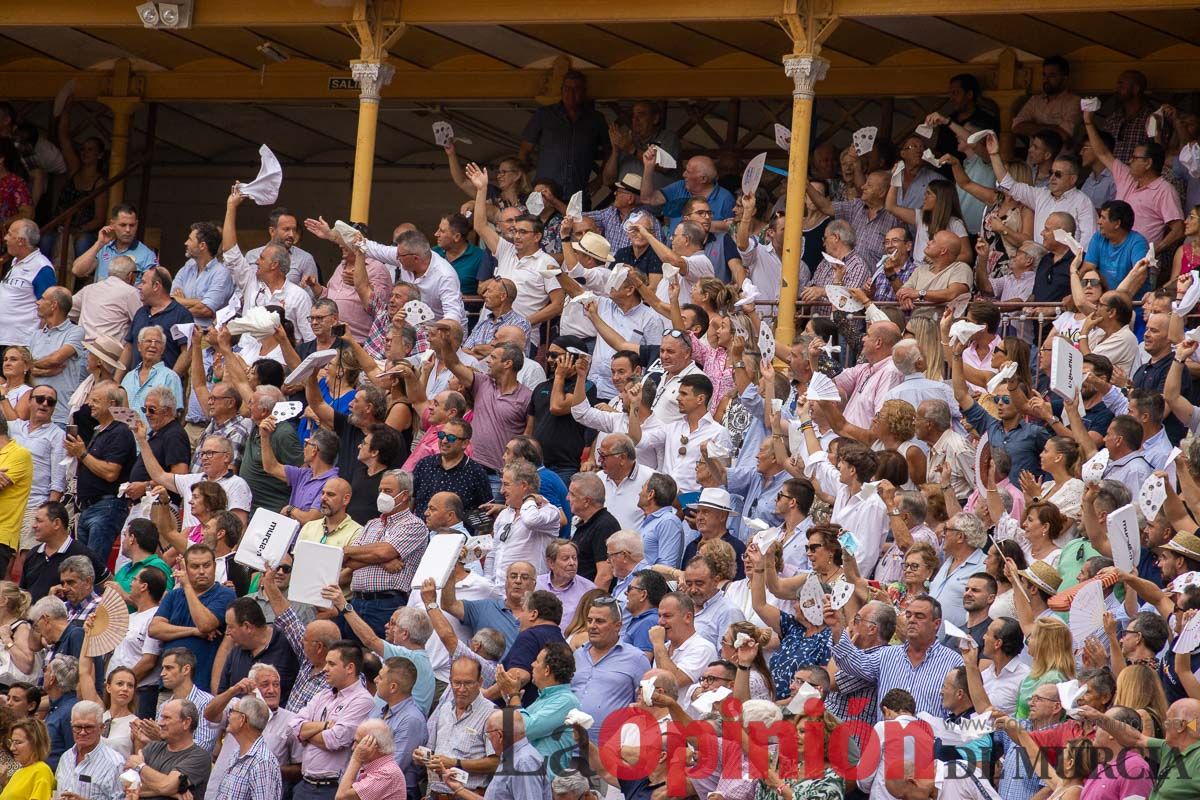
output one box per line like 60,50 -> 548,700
349,59 -> 394,223
775,53 -> 829,350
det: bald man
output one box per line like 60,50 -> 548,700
896,229 -> 974,320
495,324 -> 548,389
424,491 -> 467,533
1077,697 -> 1200,794
2,218 -> 56,348
298,476 -> 363,549
640,152 -> 735,235
832,321 -> 905,429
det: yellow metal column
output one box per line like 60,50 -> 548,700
348,59 -> 394,223
774,54 -> 829,351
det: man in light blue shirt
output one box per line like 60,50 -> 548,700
497,642 -> 580,776
30,287 -> 86,427
71,203 -> 157,280
637,475 -> 685,568
571,597 -> 649,743
339,599 -> 436,715
1084,200 -> 1149,293
173,221 -> 234,326
373,656 -> 428,800
725,441 -> 788,542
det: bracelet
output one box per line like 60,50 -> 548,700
1177,359 -> 1188,365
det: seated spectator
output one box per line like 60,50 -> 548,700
0,718 -> 53,800
128,698 -> 213,799
52,699 -> 124,799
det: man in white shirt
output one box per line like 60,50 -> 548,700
220,188 -> 315,342
491,460 -> 566,577
110,553 -> 167,717
644,333 -> 705,424
467,164 -> 564,343
365,229 -> 467,327
987,133 -> 1097,246
1079,290 -> 1139,375
629,374 -> 732,494
0,219 -> 56,347
971,617 -> 1029,717
648,591 -> 717,703
597,434 -> 656,529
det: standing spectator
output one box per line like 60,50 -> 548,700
69,253 -> 141,346
492,461 -> 565,578
1080,130 -> 1118,210
637,473 -> 686,568
71,203 -> 158,280
420,656 -> 496,794
570,595 -> 646,743
1013,56 -> 1081,141
217,597 -> 301,707
639,152 -> 735,235
119,267 -> 195,375
172,221 -> 234,327
148,545 -> 236,693
410,418 -> 491,519
208,695 -> 283,800
566,473 -> 622,583
240,386 -> 302,513
65,381 -> 136,560
988,134 -> 1097,247
533,345 -> 599,484
297,478 -> 362,549
127,698 -> 214,799
0,416 -> 31,578
648,592 -> 717,703
1104,70 -> 1154,162
369,656 -> 428,800
303,373 -> 390,493
0,220 -> 55,348
187,380 -> 252,472
9,385 -> 62,557
137,431 -> 252,530
204,663 -> 301,798
519,71 -> 608,204
434,213 -> 485,295
362,229 -> 467,328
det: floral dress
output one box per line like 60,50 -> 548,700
755,766 -> 844,800
0,173 -> 30,219
769,613 -> 832,699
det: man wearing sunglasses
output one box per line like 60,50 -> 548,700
9,385 -> 65,557
411,419 -> 491,521
989,132 -> 1097,248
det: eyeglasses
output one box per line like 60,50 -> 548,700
995,396 -> 1012,405
198,450 -> 226,459
32,395 -> 56,406
512,228 -> 537,236
437,431 -> 468,443
688,210 -> 713,218
903,562 -> 923,570
805,543 -> 823,552
1131,154 -> 1152,161
592,596 -> 619,607
143,405 -> 163,415
852,615 -> 878,626
1050,170 -> 1067,178
308,315 -> 334,323
276,564 -> 293,574
699,674 -> 732,684
1081,278 -> 1102,287
450,680 -> 479,689
70,723 -> 98,732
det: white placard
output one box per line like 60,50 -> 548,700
1050,337 -> 1084,400
285,348 -> 339,385
1106,502 -> 1140,574
741,152 -> 767,198
289,540 -> 344,608
170,323 -> 195,343
412,533 -> 467,589
1069,579 -> 1104,648
826,285 -> 864,313
797,574 -> 826,626
433,121 -> 454,147
234,509 -> 300,572
109,406 -> 140,426
271,401 -> 303,422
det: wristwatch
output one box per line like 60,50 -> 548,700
918,289 -> 928,301
426,602 -> 440,611
732,361 -> 746,370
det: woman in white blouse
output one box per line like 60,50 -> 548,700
1020,501 -> 1066,568
1019,436 -> 1084,528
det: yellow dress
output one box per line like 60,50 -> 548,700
0,761 -> 54,800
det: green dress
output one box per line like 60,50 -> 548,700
1014,669 -> 1068,720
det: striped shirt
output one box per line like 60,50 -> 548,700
276,606 -> 330,713
213,735 -> 283,800
832,631 -> 964,718
54,741 -> 125,800
349,509 -> 430,593
427,691 -> 495,792
824,643 -> 884,726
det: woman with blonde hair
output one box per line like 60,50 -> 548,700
1014,617 -> 1075,720
0,583 -> 36,688
719,621 -> 775,700
1114,664 -> 1167,739
0,718 -> 51,800
0,347 -> 33,421
886,542 -> 941,624
823,399 -> 927,487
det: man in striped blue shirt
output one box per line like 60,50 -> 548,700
832,593 -> 965,719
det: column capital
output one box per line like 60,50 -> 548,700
783,54 -> 829,100
351,60 -> 395,102
97,96 -> 141,115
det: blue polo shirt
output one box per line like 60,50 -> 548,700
1084,230 -> 1150,293
622,608 -> 659,655
154,582 -> 236,692
95,240 -> 157,279
571,641 -> 650,742
461,598 -> 519,651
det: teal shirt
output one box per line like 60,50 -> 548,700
519,683 -> 580,775
435,244 -> 483,294
113,555 -> 175,593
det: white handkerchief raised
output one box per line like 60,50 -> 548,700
774,124 -> 791,152
734,278 -> 761,308
1147,107 -> 1165,138
821,251 -> 845,267
236,145 -> 283,205
1081,97 -> 1100,113
1138,474 -> 1168,521
53,79 -> 75,118
332,220 -> 363,250
915,123 -> 934,138
403,300 -> 436,325
806,372 -> 841,402
565,191 -> 584,221
271,401 -> 303,422
1181,142 -> 1200,179
753,527 -> 781,553
828,579 -> 854,611
1057,680 -> 1089,719
1176,612 -> 1200,655
1053,228 -> 1084,255
966,129 -> 995,144
734,632 -> 754,649
565,709 -> 594,729
741,152 -> 767,197
607,265 -> 631,295
170,323 -> 195,343
986,361 -> 1018,395
690,686 -> 732,715
864,303 -> 890,324
786,681 -> 822,714
826,285 -> 864,313
525,191 -> 545,216
567,291 -> 597,307
1081,448 -> 1110,484
921,148 -> 942,167
661,262 -> 680,280
1175,276 -> 1200,315
890,161 -> 904,188
943,621 -> 973,643
949,320 -> 985,345
538,268 -> 563,279
705,440 -> 731,460
654,147 -> 677,170
641,678 -> 657,704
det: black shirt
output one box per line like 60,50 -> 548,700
21,537 -> 112,602
129,420 -> 192,502
1032,251 -> 1074,303
332,410 -> 368,485
531,377 -> 598,472
346,468 -> 386,527
571,508 -> 622,582
411,455 -> 492,521
1133,352 -> 1191,444
613,244 -> 663,276
217,626 -> 301,706
76,421 -> 136,503
682,532 -> 747,580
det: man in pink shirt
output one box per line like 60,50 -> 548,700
335,719 -> 407,800
831,320 -> 903,429
402,389 -> 470,471
1084,109 -> 1184,254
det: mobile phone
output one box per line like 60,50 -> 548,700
66,425 -> 78,438
332,323 -> 347,336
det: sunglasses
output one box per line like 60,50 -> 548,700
995,396 -> 1012,405
437,432 -> 468,443
665,329 -> 687,339
805,543 -> 822,552
276,564 -> 293,574
32,395 -> 56,406
1081,278 -> 1102,287
1050,170 -> 1066,178
143,405 -> 163,415
592,596 -> 619,606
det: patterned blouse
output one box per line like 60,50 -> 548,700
754,766 -> 844,800
688,331 -> 733,416
769,613 -> 832,699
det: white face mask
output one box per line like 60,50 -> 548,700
377,492 -> 396,515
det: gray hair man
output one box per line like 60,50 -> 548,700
55,699 -> 125,798
1,218 -> 54,348
129,697 -> 212,799
31,284 -> 86,427
914,399 -> 975,501
56,554 -> 99,628
929,512 -> 988,631
209,695 -> 283,800
44,653 -> 80,770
